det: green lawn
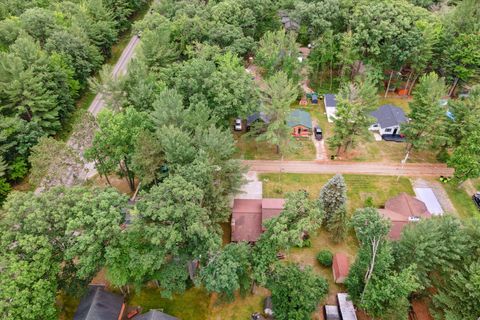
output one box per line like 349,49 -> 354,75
128,287 -> 210,320
234,133 -> 316,160
443,182 -> 479,220
260,173 -> 414,213
378,96 -> 412,113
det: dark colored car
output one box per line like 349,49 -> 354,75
314,126 -> 323,140
472,192 -> 480,210
382,134 -> 406,142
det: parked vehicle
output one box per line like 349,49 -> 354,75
382,134 -> 405,142
472,192 -> 480,210
314,126 -> 323,140
234,118 -> 243,131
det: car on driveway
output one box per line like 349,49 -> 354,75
472,192 -> 480,210
382,134 -> 405,142
314,126 -> 322,140
234,118 -> 243,131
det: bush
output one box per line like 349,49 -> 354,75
317,250 -> 333,267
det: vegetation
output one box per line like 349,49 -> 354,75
316,250 -> 333,267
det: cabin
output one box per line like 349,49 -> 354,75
379,193 -> 431,240
369,104 -> 408,135
134,310 -> 179,320
287,109 -> 312,137
73,285 -> 125,320
311,94 -> 318,104
231,198 -> 285,242
324,94 -> 337,122
332,253 -> 350,284
246,112 -> 271,131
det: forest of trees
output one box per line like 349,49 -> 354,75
0,0 -> 148,201
1,0 -> 479,319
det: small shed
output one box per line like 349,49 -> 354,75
311,94 -> 318,104
74,285 -> 125,320
134,310 -> 179,320
324,305 -> 341,320
332,253 -> 350,284
264,296 -> 273,316
287,109 -> 312,137
337,293 -> 357,320
324,94 -> 337,122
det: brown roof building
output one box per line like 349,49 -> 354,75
231,198 -> 285,242
332,253 -> 350,284
380,193 -> 431,240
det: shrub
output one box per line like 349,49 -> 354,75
317,250 -> 333,267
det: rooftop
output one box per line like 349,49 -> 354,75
74,285 -> 124,320
370,104 -> 407,128
324,94 -> 337,108
287,109 -> 312,129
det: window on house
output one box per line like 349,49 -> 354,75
385,128 -> 392,133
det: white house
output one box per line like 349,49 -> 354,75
369,104 -> 407,135
324,94 -> 337,123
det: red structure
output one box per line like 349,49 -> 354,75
332,253 -> 350,284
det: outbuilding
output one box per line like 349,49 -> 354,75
324,305 -> 341,320
337,293 -> 358,320
246,112 -> 271,131
311,94 -> 318,104
287,109 -> 312,137
369,104 -> 407,135
332,253 -> 350,284
324,94 -> 337,122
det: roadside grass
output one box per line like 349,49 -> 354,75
349,140 -> 439,163
442,182 -> 479,220
234,133 -> 316,160
260,173 -> 414,213
56,91 -> 96,141
128,287 -> 210,320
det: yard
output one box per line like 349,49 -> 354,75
234,131 -> 316,161
260,173 -> 414,213
441,181 -> 479,219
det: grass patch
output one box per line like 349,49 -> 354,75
210,289 -> 269,320
128,287 -> 210,320
234,134 -> 316,160
378,96 -> 412,113
260,173 -> 414,213
443,182 -> 479,220
349,140 -> 439,163
56,90 -> 96,141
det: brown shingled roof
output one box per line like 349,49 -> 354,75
231,198 -> 285,242
332,253 -> 350,284
385,193 -> 430,219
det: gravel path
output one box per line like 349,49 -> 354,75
311,118 -> 327,160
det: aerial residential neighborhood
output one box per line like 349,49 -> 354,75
0,0 -> 479,320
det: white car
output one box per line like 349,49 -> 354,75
234,118 -> 242,131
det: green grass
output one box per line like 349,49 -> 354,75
443,182 -> 479,220
260,173 -> 414,213
234,133 -> 316,160
128,287 -> 210,320
56,91 -> 96,141
378,96 -> 412,113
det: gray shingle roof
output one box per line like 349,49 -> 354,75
74,285 -> 123,320
324,94 -> 337,108
135,310 -> 179,320
287,109 -> 312,129
370,104 -> 407,128
247,112 -> 271,126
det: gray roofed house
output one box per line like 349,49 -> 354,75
369,104 -> 407,135
74,285 -> 124,320
324,94 -> 338,123
247,112 -> 271,128
134,310 -> 179,320
278,10 -> 300,32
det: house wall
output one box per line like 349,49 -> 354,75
369,124 -> 401,135
291,125 -> 311,137
325,106 -> 336,123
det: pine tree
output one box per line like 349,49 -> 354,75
327,205 -> 347,243
319,174 -> 347,225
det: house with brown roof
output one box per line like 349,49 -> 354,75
231,198 -> 285,242
379,193 -> 431,240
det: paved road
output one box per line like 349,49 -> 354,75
89,35 -> 140,116
243,160 -> 454,177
